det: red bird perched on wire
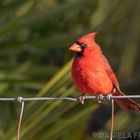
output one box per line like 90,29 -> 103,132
69,32 -> 140,112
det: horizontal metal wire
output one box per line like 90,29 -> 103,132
0,95 -> 140,102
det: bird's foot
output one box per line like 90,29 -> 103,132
96,94 -> 104,103
78,96 -> 85,104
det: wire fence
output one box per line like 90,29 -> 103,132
0,94 -> 140,140
1,95 -> 140,102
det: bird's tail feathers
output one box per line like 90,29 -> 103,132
114,91 -> 140,112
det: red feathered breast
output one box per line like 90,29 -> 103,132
71,54 -> 113,95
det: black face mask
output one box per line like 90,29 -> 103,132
74,41 -> 87,58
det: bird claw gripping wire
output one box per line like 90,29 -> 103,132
78,96 -> 85,104
96,94 -> 105,103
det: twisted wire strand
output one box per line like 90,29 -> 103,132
17,101 -> 24,140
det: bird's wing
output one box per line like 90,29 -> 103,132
92,44 -> 119,87
102,55 -> 119,87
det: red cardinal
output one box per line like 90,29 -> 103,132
69,32 -> 140,112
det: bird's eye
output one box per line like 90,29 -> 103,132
81,43 -> 88,48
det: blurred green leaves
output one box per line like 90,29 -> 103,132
0,0 -> 140,140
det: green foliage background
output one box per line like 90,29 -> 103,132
0,0 -> 140,140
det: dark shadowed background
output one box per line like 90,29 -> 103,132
0,0 -> 140,140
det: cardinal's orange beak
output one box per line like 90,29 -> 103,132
69,43 -> 81,52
